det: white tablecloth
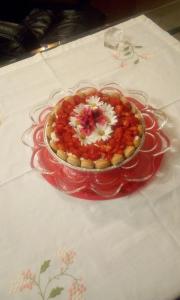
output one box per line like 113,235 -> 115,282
1,15 -> 180,300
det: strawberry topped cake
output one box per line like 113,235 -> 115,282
45,88 -> 144,170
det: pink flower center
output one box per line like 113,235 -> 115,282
78,107 -> 107,136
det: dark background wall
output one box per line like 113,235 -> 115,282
0,0 -> 173,22
91,0 -> 172,21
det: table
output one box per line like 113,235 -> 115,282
0,15 -> 180,300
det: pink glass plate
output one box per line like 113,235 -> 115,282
22,82 -> 170,200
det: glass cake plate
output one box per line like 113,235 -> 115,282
22,81 -> 170,200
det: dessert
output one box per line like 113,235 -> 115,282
45,88 -> 144,170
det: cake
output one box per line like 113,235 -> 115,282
45,88 -> 144,170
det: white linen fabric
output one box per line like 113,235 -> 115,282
0,15 -> 180,300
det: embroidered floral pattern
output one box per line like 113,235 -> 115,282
68,280 -> 86,300
104,27 -> 152,68
114,40 -> 152,67
10,249 -> 86,300
58,249 -> 76,269
10,270 -> 36,294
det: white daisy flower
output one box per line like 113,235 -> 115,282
82,124 -> 113,145
95,124 -> 113,141
69,96 -> 118,145
86,131 -> 101,144
86,96 -> 103,108
101,102 -> 118,125
69,116 -> 79,128
109,114 -> 118,126
73,103 -> 86,114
